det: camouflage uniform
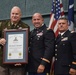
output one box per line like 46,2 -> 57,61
0,20 -> 29,75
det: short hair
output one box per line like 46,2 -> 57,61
58,17 -> 68,22
11,6 -> 21,15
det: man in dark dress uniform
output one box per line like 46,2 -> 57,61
54,17 -> 76,75
27,13 -> 55,75
0,6 -> 29,75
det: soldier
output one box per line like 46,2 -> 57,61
54,17 -> 76,75
27,13 -> 55,75
0,6 -> 29,75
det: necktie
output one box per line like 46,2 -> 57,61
58,34 -> 61,38
56,34 -> 61,41
11,24 -> 15,29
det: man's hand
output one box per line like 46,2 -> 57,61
14,63 -> 22,66
0,38 -> 6,45
37,64 -> 45,73
69,68 -> 76,75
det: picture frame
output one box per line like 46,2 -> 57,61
3,28 -> 28,64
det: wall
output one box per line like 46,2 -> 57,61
0,0 -> 76,30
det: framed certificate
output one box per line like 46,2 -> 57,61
3,28 -> 28,64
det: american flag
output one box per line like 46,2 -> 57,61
68,0 -> 74,31
49,0 -> 65,37
49,0 -> 65,74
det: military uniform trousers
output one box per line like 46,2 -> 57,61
0,66 -> 9,75
9,67 -> 25,75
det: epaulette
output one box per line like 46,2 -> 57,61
71,30 -> 75,33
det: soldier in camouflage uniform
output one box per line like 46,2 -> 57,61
0,6 -> 29,75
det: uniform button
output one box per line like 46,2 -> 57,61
61,37 -> 63,38
55,49 -> 57,51
69,65 -> 71,67
55,58 -> 57,60
55,45 -> 57,47
63,44 -> 65,45
55,54 -> 57,56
